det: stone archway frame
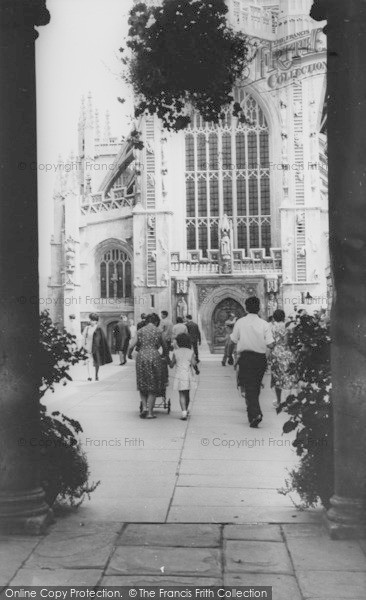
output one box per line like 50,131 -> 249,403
199,285 -> 248,350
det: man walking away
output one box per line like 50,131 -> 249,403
114,315 -> 131,365
222,312 -> 236,366
231,297 -> 274,428
185,315 -> 201,363
185,314 -> 201,375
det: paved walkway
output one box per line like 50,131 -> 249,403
2,355 -> 366,597
41,352 -> 316,524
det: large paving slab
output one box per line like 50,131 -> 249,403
117,524 -> 221,547
224,573 -> 302,600
0,539 -> 41,587
9,569 -> 103,586
107,546 -> 222,577
225,540 -> 293,574
24,522 -> 119,569
286,536 -> 366,571
60,499 -> 169,523
296,570 -> 366,599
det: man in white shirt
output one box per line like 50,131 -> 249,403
231,297 -> 274,428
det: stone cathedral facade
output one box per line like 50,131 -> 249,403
48,0 -> 328,352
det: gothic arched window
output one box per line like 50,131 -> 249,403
185,92 -> 271,255
100,248 -> 132,299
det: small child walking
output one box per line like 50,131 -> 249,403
170,333 -> 198,420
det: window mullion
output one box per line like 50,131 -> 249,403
232,118 -> 238,249
244,130 -> 250,254
257,111 -> 262,248
206,129 -> 211,251
194,132 -> 198,249
218,130 -> 224,222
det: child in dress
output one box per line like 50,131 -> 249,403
170,333 -> 197,420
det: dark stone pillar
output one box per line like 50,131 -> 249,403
0,1 -> 52,534
311,0 -> 366,539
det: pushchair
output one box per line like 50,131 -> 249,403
139,356 -> 171,414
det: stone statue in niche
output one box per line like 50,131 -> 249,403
220,214 -> 232,261
220,232 -> 231,260
65,238 -> 76,272
176,297 -> 188,319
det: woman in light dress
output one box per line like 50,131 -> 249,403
269,309 -> 296,408
170,333 -> 197,420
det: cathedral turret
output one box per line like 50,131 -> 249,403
78,95 -> 86,157
103,110 -> 111,142
95,108 -> 100,142
84,91 -> 95,161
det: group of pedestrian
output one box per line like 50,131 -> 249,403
81,313 -> 137,381
81,299 -> 294,429
128,311 -> 201,420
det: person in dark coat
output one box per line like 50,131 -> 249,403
185,315 -> 201,364
114,314 -> 131,365
82,313 -> 112,381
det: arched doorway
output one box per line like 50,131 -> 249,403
211,299 -> 245,353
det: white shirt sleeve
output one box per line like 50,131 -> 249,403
230,321 -> 240,344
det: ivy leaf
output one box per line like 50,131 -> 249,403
283,420 -> 298,434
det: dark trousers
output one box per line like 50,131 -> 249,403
192,340 -> 199,362
238,351 -> 267,422
222,337 -> 234,364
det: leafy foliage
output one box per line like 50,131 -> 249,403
39,406 -> 100,507
123,0 -> 252,131
278,310 -> 334,508
40,310 -> 87,398
39,311 -> 99,506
